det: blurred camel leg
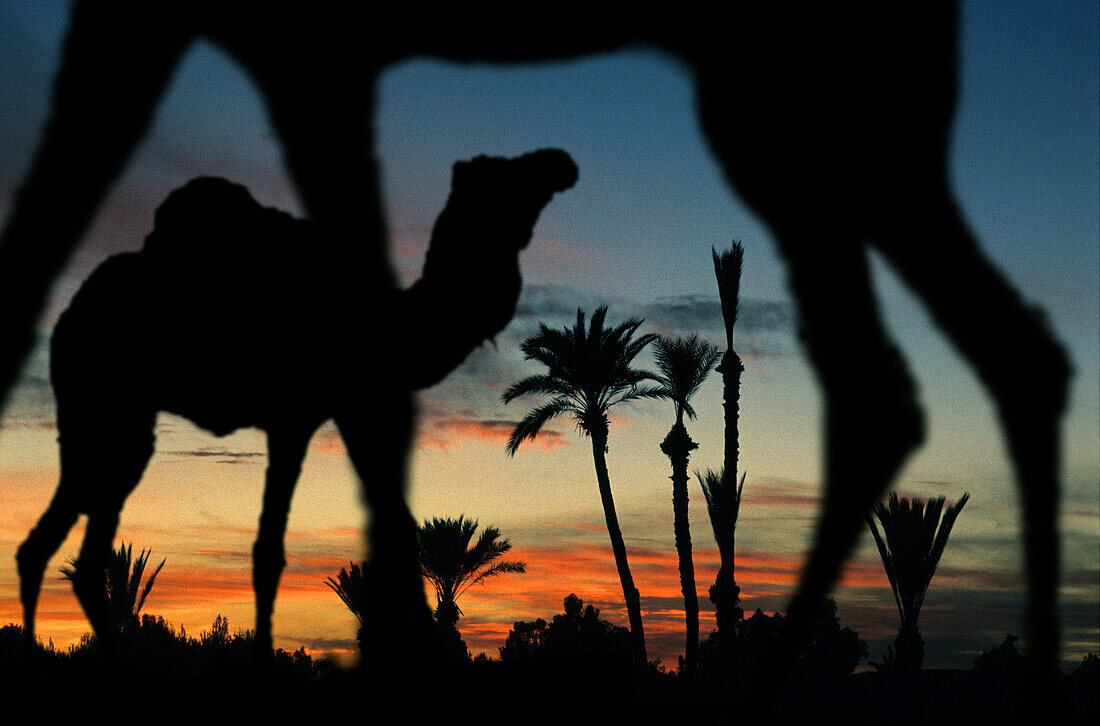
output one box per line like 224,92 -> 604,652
0,5 -> 188,413
16,483 -> 79,656
741,226 -> 924,708
335,391 -> 447,678
871,186 -> 1070,693
247,61 -> 442,669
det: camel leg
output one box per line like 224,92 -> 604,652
0,4 -> 187,413
335,393 -> 446,680
16,487 -> 80,657
252,426 -> 313,661
871,188 -> 1070,700
243,49 -> 387,283
72,507 -> 124,657
744,227 -> 925,710
56,415 -> 155,658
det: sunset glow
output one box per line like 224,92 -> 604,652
0,1 -> 1096,679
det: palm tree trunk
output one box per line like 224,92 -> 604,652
712,349 -> 745,632
661,420 -> 700,672
894,620 -> 924,675
590,426 -> 647,668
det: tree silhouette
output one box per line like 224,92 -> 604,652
865,492 -> 969,674
59,541 -> 165,636
499,593 -> 631,661
653,335 -> 720,673
417,516 -> 526,663
503,306 -> 663,668
697,241 -> 748,637
325,561 -> 367,648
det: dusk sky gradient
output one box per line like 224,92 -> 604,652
0,1 -> 1096,670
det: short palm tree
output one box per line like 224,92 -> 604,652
654,334 -> 720,672
60,541 -> 165,634
418,516 -> 526,661
503,306 -> 663,668
866,492 -> 970,674
699,241 -> 748,635
325,561 -> 367,647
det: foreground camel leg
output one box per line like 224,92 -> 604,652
741,228 -> 924,710
16,490 -> 79,656
335,391 -> 446,680
0,6 -> 188,414
872,187 -> 1070,701
253,426 -> 316,660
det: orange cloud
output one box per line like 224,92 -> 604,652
417,418 -> 567,452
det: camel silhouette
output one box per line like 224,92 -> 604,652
15,149 -> 578,664
0,2 -> 1069,715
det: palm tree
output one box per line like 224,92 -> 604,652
653,334 -> 720,672
698,241 -> 748,635
60,541 -> 165,635
418,516 -> 526,662
503,306 -> 664,667
866,492 -> 970,674
325,561 -> 367,647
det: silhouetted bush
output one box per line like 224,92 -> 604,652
697,598 -> 866,699
972,633 -> 1028,683
0,611 -> 328,684
1069,652 -> 1099,716
499,594 -> 631,662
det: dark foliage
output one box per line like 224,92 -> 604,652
698,598 -> 867,699
499,594 -> 632,662
972,633 -> 1029,685
8,613 -> 328,683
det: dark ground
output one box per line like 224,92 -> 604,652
3,653 -> 1097,725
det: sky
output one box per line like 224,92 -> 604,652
0,1 -> 1097,671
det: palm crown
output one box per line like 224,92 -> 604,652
418,516 -> 526,622
653,334 -> 721,424
60,542 -> 165,633
502,306 -> 664,454
325,561 -> 366,626
866,492 -> 970,629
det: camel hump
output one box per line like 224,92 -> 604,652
141,176 -> 309,262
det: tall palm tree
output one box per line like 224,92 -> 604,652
654,334 -> 720,672
418,516 -> 526,662
866,492 -> 970,674
503,306 -> 664,668
698,241 -> 748,635
60,541 -> 165,634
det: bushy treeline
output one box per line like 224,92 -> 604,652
0,613 -> 330,682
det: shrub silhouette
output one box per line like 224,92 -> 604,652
499,594 -> 631,662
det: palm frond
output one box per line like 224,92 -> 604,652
697,468 -> 745,549
417,516 -> 527,619
713,241 -> 745,348
135,554 -> 166,617
504,305 -> 660,453
867,492 -> 970,630
458,560 -> 528,597
501,373 -> 579,404
60,541 -> 165,631
505,397 -> 574,456
325,561 -> 367,624
653,335 -> 720,421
